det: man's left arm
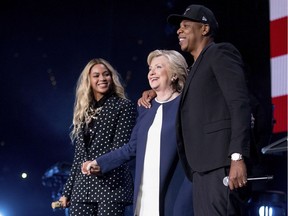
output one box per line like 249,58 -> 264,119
212,43 -> 251,189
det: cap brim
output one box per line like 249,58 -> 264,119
167,14 -> 200,26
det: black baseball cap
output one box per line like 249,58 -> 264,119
167,4 -> 218,35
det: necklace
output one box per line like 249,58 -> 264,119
155,91 -> 176,103
85,106 -> 103,124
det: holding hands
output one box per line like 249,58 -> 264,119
81,160 -> 101,175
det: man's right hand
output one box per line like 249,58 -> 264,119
137,89 -> 156,108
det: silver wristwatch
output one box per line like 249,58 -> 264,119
231,153 -> 243,161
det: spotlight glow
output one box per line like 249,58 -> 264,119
21,172 -> 28,179
259,206 -> 274,216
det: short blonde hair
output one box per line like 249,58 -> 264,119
147,50 -> 188,92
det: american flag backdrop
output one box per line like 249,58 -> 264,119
269,0 -> 288,133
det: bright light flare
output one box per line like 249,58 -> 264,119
21,172 -> 28,179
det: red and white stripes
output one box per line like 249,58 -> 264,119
269,0 -> 287,133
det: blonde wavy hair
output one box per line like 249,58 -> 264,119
147,50 -> 188,92
70,58 -> 127,141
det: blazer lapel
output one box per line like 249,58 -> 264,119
181,42 -> 215,105
88,97 -> 114,144
181,56 -> 201,106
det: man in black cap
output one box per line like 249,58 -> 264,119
139,4 -> 251,215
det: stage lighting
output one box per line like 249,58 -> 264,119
259,206 -> 273,215
248,191 -> 287,215
0,206 -> 8,216
21,172 -> 28,179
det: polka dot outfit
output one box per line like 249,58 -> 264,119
69,202 -> 125,215
62,96 -> 136,215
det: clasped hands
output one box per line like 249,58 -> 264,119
81,160 -> 101,175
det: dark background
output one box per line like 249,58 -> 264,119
0,0 -> 286,215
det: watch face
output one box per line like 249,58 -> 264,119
231,153 -> 242,160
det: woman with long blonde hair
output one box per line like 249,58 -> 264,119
59,58 -> 136,216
